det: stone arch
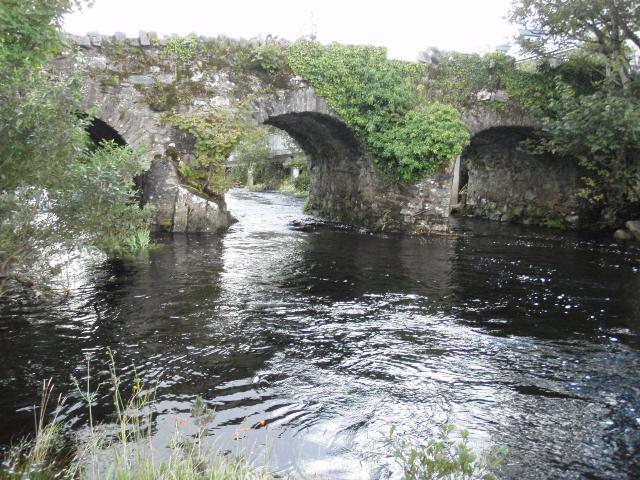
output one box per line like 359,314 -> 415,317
454,124 -> 583,226
86,116 -> 126,147
251,88 -> 462,231
80,79 -> 172,158
461,105 -> 537,136
252,88 -> 385,225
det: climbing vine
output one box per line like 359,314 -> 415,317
286,40 -> 470,181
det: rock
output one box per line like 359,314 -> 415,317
114,32 -> 127,42
73,35 -> 91,48
143,158 -> 180,231
173,186 -> 235,232
142,158 -> 235,233
476,89 -> 492,101
565,214 -> 580,226
614,228 -> 635,241
493,90 -> 509,102
88,32 -> 102,46
87,55 -> 107,70
127,74 -> 154,86
625,220 -> 640,240
139,31 -> 150,47
417,47 -> 442,66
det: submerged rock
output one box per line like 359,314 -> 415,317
625,220 -> 640,240
614,228 -> 635,241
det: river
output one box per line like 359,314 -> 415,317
1,189 -> 639,479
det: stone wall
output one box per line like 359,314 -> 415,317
55,32 -> 574,234
457,127 -> 586,227
54,33 -> 246,233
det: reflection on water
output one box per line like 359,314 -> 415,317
1,189 -> 639,479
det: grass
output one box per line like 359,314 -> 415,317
276,178 -> 308,198
0,350 -> 273,480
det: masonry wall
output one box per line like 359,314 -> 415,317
458,127 -> 586,228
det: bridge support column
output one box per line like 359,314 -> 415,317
247,164 -> 254,187
449,155 -> 461,212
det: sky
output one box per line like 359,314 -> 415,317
63,0 -> 518,61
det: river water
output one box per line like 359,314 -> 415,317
1,189 -> 639,479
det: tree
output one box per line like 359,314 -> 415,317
0,0 -> 151,295
510,0 -> 640,227
511,0 -> 640,89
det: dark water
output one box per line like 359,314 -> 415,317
1,189 -> 639,479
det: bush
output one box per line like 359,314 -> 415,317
287,40 -> 469,182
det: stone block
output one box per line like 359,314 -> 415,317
139,31 -> 151,46
87,56 -> 107,70
614,229 -> 635,241
172,187 -> 189,232
73,35 -> 92,48
88,32 -> 102,46
143,158 -> 180,232
625,220 -> 640,240
114,32 -> 127,42
127,75 -> 154,86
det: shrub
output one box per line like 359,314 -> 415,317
287,40 -> 470,182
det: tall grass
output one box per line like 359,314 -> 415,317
1,351 -> 504,479
386,423 -> 505,480
0,350 -> 272,480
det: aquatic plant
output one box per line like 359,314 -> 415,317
0,351 -> 273,480
387,424 -> 505,480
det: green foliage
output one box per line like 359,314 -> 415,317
0,0 -> 81,73
423,52 -> 498,108
287,40 -> 469,181
252,43 -> 288,74
1,353 -> 273,479
509,0 -> 640,226
293,168 -> 310,192
54,141 -> 152,253
100,74 -> 120,89
197,37 -> 292,92
167,110 -> 246,195
144,81 -> 181,111
232,128 -> 274,165
372,103 -> 470,180
0,0 -> 151,295
252,162 -> 288,191
387,424 -> 505,480
510,0 -> 640,90
533,87 -> 640,225
162,33 -> 199,65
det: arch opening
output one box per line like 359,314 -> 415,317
455,126 -> 583,225
86,117 -> 126,148
263,112 -> 379,225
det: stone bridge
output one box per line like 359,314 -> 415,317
55,32 -> 585,233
